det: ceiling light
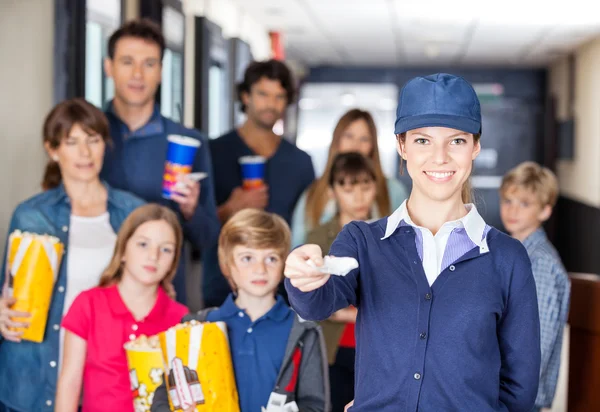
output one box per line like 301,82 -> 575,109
299,98 -> 320,110
265,7 -> 283,16
378,98 -> 397,111
341,93 -> 356,107
424,44 -> 440,58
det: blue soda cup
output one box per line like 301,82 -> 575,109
162,135 -> 201,199
239,156 -> 266,190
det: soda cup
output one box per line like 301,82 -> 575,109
162,135 -> 201,199
238,156 -> 266,190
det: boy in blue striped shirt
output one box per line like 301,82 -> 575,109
500,161 -> 571,412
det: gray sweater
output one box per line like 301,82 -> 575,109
151,309 -> 331,412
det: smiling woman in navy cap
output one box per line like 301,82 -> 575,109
283,73 -> 541,411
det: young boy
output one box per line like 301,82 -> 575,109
306,152 -> 377,412
500,161 -> 571,412
151,209 -> 329,412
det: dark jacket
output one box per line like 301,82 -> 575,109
151,308 -> 331,412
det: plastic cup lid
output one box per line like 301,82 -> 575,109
238,155 -> 266,164
167,135 -> 201,148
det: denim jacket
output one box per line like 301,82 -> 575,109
0,182 -> 144,412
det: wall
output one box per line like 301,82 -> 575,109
549,38 -> 600,274
0,0 -> 54,254
124,0 -> 140,21
552,39 -> 600,207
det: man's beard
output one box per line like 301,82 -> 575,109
253,109 -> 281,130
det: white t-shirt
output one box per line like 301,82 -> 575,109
59,212 -> 117,371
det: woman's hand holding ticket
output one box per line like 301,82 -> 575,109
284,244 -> 331,292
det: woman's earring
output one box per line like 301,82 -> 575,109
52,155 -> 59,162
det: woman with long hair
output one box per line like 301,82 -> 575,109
56,204 -> 188,412
0,98 -> 145,412
291,109 -> 408,247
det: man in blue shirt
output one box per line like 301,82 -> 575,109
100,19 -> 219,304
204,60 -> 315,307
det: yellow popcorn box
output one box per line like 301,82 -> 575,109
158,320 -> 240,412
125,335 -> 166,412
4,230 -> 64,343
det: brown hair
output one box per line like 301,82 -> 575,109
305,109 -> 391,228
108,18 -> 165,59
328,152 -> 377,187
397,132 -> 481,203
218,209 -> 291,292
500,161 -> 559,207
237,59 -> 296,113
42,98 -> 111,191
98,204 -> 183,298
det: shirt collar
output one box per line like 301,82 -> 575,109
219,293 -> 291,323
219,294 -> 241,318
46,181 -> 125,209
105,100 -> 164,137
522,227 -> 547,250
265,295 -> 292,322
106,284 -> 170,322
382,200 -> 489,253
45,183 -> 69,206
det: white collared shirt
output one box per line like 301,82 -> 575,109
382,201 -> 489,286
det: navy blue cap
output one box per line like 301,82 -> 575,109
394,73 -> 482,135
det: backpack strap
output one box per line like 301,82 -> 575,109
182,307 -> 218,323
284,341 -> 304,393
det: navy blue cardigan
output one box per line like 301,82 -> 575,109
286,219 -> 540,412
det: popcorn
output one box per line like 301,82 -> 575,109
158,320 -> 240,411
3,230 -> 64,342
125,335 -> 166,412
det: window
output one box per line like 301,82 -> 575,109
161,5 -> 185,122
85,0 -> 121,108
296,83 -> 399,178
208,64 -> 226,138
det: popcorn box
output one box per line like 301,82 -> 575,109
158,321 -> 239,412
125,335 -> 166,412
4,230 -> 64,342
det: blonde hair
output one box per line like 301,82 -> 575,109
500,161 -> 559,207
397,132 -> 481,203
218,209 -> 291,292
305,109 -> 391,228
99,204 -> 183,298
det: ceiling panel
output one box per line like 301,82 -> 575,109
285,35 -> 346,65
463,24 -> 548,63
229,0 -> 311,31
398,21 -> 471,45
226,0 -> 600,67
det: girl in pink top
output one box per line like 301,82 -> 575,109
55,204 -> 189,412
